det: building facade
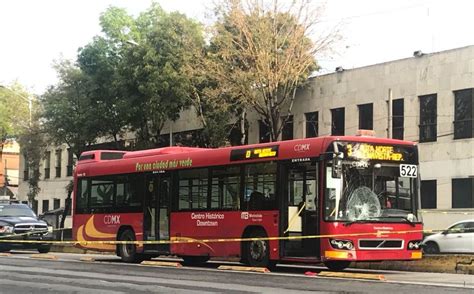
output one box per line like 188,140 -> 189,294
18,45 -> 473,230
0,139 -> 20,197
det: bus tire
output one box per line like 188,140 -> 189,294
118,229 -> 142,263
323,260 -> 351,271
243,229 -> 270,268
181,256 -> 209,266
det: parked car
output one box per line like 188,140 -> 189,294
0,203 -> 53,253
422,219 -> 474,254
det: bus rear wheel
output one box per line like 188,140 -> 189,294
323,260 -> 351,271
243,230 -> 270,268
118,229 -> 143,263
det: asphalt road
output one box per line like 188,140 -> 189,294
0,251 -> 472,293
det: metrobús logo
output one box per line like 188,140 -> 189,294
191,212 -> 224,227
294,144 -> 310,152
103,215 -> 121,225
240,212 -> 263,222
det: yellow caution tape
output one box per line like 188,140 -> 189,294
0,227 -> 440,245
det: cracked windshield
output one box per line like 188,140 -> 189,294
324,142 -> 418,223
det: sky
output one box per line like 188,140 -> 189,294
0,0 -> 473,95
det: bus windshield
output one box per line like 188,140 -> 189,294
324,162 -> 417,223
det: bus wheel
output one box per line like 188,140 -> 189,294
323,260 -> 351,271
243,230 -> 270,267
181,256 -> 210,266
118,229 -> 140,263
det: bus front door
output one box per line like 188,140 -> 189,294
144,173 -> 170,253
281,162 -> 319,257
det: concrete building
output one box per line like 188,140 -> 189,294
0,139 -> 20,197
18,45 -> 473,230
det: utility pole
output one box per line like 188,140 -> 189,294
3,159 -> 7,196
387,88 -> 393,138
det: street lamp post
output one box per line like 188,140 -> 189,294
0,85 -> 32,125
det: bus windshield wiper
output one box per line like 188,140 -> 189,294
371,216 -> 416,227
343,219 -> 375,227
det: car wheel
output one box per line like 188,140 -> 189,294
423,242 -> 440,254
38,246 -> 51,254
0,245 -> 10,253
324,260 -> 351,271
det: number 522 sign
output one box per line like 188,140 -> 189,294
400,164 -> 418,178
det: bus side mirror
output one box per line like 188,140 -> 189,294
332,156 -> 342,178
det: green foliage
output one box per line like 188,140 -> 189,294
87,4 -> 204,149
16,121 -> 46,203
0,83 -> 31,141
41,60 -> 103,158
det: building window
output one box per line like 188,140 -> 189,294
420,180 -> 436,209
305,112 -> 318,138
42,199 -> 49,213
331,107 -> 345,136
23,155 -> 29,181
453,88 -> 473,139
392,98 -> 404,140
452,178 -> 474,208
358,103 -> 373,130
419,94 -> 437,142
281,115 -> 293,141
55,149 -> 62,178
53,198 -> 60,210
67,148 -> 75,177
44,151 -> 51,179
259,120 -> 271,143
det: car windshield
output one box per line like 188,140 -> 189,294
0,205 -> 36,217
324,162 -> 417,222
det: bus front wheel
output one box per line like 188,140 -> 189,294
324,260 -> 351,271
243,230 -> 270,267
118,229 -> 141,263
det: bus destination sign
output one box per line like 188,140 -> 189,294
230,145 -> 279,161
346,143 -> 404,161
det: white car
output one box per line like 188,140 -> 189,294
422,219 -> 474,254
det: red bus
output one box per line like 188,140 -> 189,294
73,135 -> 423,270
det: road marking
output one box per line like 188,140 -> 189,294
141,260 -> 182,267
218,265 -> 270,273
317,271 -> 386,281
80,256 -> 96,262
30,254 -> 58,260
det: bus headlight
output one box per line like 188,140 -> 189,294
330,239 -> 354,250
407,240 -> 422,250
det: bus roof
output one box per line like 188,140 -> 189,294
75,136 -> 416,177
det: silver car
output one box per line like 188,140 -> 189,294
422,219 -> 474,254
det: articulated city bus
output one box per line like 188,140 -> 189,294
73,135 -> 423,270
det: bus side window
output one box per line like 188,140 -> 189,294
76,179 -> 89,213
244,162 -> 277,211
211,166 -> 241,210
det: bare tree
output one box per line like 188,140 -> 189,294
206,0 -> 341,141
